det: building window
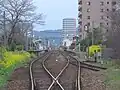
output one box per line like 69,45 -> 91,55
101,16 -> 104,19
107,23 -> 109,25
101,9 -> 104,12
87,22 -> 90,26
79,7 -> 82,11
79,14 -> 82,18
100,22 -> 103,26
87,8 -> 90,12
79,21 -> 82,25
107,9 -> 109,11
107,16 -> 109,18
79,1 -> 82,5
106,29 -> 108,32
107,2 -> 109,4
87,16 -> 90,19
87,1 -> 91,5
100,2 -> 104,5
112,1 -> 116,6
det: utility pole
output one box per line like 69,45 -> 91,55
3,11 -> 7,47
25,29 -> 28,51
92,21 -> 94,45
79,43 -> 81,52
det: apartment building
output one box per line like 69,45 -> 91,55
78,0 -> 117,39
63,18 -> 76,40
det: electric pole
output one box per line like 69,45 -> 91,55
3,11 -> 7,47
25,28 -> 28,51
92,21 -> 94,45
79,43 -> 81,52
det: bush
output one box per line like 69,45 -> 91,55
0,50 -> 31,88
16,45 -> 24,51
103,60 -> 120,90
9,42 -> 16,51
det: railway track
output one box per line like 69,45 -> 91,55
29,50 -> 81,90
7,49 -> 106,90
29,51 -> 52,90
65,50 -> 107,89
29,49 -> 106,90
43,51 -> 69,90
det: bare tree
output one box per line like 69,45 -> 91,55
0,0 -> 44,45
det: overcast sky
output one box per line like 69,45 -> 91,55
34,0 -> 78,31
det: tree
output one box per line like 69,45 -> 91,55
0,0 -> 44,45
106,2 -> 120,58
80,27 -> 103,51
93,27 -> 103,45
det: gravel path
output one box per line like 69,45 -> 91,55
7,67 -> 29,90
81,68 -> 106,90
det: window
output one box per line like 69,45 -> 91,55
87,1 -> 91,5
107,9 -> 109,11
101,16 -> 104,19
112,1 -> 116,6
79,1 -> 82,5
100,22 -> 103,26
79,14 -> 82,18
107,2 -> 109,4
107,23 -> 109,25
101,9 -> 104,12
107,16 -> 109,18
87,8 -> 90,12
79,7 -> 82,11
87,16 -> 90,19
100,2 -> 104,5
106,29 -> 108,32
87,22 -> 90,26
79,21 -> 82,25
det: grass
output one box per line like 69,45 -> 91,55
102,60 -> 120,90
0,50 -> 31,88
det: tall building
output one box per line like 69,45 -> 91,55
63,18 -> 76,40
78,0 -> 117,39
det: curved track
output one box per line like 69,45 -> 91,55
29,51 -> 51,90
29,50 -> 81,90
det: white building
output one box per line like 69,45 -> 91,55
62,39 -> 72,47
62,18 -> 76,41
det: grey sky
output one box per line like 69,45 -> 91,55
34,0 -> 78,31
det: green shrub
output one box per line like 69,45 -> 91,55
0,50 -> 31,88
103,60 -> 120,90
16,45 -> 24,51
30,53 -> 37,58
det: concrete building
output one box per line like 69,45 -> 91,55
63,18 -> 76,40
78,0 -> 117,39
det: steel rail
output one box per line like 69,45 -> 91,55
42,52 -> 69,90
68,54 -> 81,90
29,58 -> 36,90
29,52 -> 50,90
